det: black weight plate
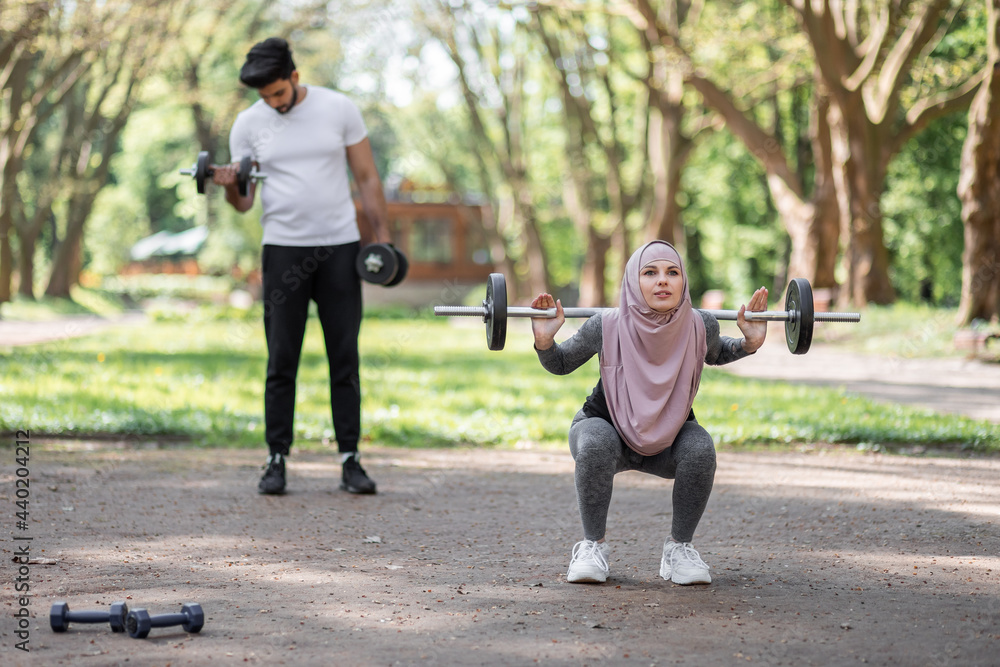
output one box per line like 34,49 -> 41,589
355,243 -> 398,285
785,278 -> 814,355
385,246 -> 408,287
237,156 -> 253,197
195,151 -> 210,195
486,273 -> 507,351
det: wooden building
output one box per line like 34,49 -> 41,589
356,201 -> 494,283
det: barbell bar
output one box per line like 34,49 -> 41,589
434,273 -> 861,354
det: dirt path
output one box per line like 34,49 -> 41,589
5,442 -> 998,666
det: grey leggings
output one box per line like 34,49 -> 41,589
568,410 -> 717,544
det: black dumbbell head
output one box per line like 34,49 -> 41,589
356,243 -> 400,285
195,152 -> 210,195
108,602 -> 129,632
237,156 -> 253,197
50,601 -> 70,632
126,608 -> 151,639
181,603 -> 205,633
385,246 -> 408,287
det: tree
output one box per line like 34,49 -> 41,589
632,0 -> 985,306
631,0 -> 842,293
785,0 -> 985,306
0,1 -> 88,301
422,1 -> 551,300
637,4 -> 715,253
42,1 -> 190,298
957,0 -> 1000,323
533,5 -> 649,305
1,1 -> 190,300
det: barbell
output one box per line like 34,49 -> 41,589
179,151 -> 267,197
433,273 -> 861,354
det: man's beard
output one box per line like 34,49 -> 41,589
278,85 -> 298,114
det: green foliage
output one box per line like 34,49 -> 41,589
682,130 -> 786,301
883,112 -> 967,306
6,0 -> 989,313
84,104 -> 199,276
1,316 -> 996,453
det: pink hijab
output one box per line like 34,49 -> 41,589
600,241 -> 707,455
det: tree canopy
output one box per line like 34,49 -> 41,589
1,0 -> 995,318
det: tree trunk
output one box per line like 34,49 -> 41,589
781,90 -> 840,287
0,57 -> 29,305
579,227 -> 611,307
45,205 -> 87,298
0,184 -> 12,303
561,148 -> 609,307
512,184 -> 549,300
475,202 -> 517,283
644,82 -> 692,248
0,219 -> 11,304
828,100 -> 895,306
16,231 -> 38,299
957,4 -> 1000,324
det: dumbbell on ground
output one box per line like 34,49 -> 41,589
434,274 -> 861,354
126,602 -> 204,639
50,601 -> 129,633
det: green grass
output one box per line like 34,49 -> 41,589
0,287 -> 126,321
1,310 -> 998,453
811,302 -> 984,358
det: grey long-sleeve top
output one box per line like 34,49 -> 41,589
535,310 -> 752,423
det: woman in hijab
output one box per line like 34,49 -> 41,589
532,241 -> 769,585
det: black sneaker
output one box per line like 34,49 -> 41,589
258,453 -> 286,495
341,456 -> 376,494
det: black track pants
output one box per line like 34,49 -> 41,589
261,242 -> 362,456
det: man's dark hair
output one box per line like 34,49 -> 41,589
239,37 -> 296,88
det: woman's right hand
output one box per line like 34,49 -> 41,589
531,293 -> 564,351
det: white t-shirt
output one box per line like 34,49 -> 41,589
229,86 -> 368,247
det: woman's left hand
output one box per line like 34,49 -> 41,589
737,286 -> 769,353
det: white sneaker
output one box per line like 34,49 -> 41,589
660,539 -> 711,585
566,540 -> 610,583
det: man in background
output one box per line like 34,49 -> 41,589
214,37 -> 389,496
